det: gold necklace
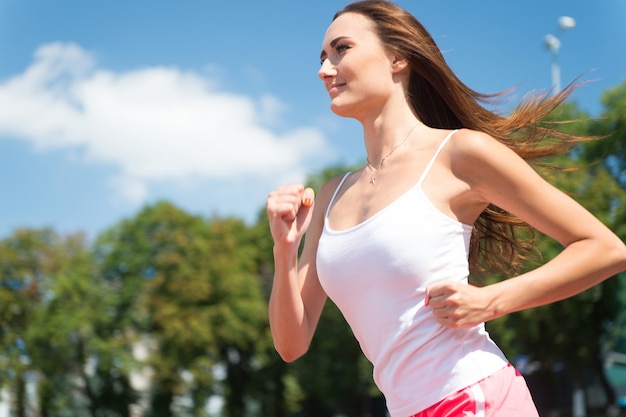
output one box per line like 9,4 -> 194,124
366,123 -> 420,185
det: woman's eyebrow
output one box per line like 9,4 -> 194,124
320,36 -> 348,61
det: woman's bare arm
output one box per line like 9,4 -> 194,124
426,130 -> 626,327
266,178 -> 340,361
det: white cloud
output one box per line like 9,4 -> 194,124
0,42 -> 335,205
107,175 -> 149,206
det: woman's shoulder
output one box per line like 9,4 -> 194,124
312,173 -> 351,211
447,128 -> 514,163
422,127 -> 495,154
319,172 -> 349,195
449,128 -> 498,152
445,128 -> 525,185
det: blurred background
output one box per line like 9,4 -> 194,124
0,0 -> 625,416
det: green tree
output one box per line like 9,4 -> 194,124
96,201 -> 269,417
583,79 -> 626,189
201,217 -> 269,417
0,229 -> 65,417
27,231 -> 137,417
0,228 -> 138,417
96,201 -> 214,417
0,229 -> 125,417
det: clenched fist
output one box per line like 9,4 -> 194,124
266,184 -> 316,249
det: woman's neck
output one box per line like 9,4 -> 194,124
361,111 -> 424,165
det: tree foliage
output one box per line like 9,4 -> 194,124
583,79 -> 626,189
95,201 -> 270,417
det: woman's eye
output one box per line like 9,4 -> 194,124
320,44 -> 350,66
335,44 -> 350,54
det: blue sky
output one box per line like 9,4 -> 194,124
0,0 -> 624,239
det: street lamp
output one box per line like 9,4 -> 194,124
544,16 -> 576,94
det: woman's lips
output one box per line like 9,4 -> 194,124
328,82 -> 345,97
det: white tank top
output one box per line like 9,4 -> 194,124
316,130 -> 508,416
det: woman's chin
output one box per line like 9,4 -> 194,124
330,101 -> 355,118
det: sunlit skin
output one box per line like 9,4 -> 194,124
265,12 -> 626,362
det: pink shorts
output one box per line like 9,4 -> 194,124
411,364 -> 539,417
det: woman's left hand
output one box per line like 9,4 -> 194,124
425,281 -> 496,328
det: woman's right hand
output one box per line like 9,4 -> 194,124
266,184 -> 316,248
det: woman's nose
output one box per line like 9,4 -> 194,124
318,59 -> 337,81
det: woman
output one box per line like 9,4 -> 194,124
265,1 -> 626,416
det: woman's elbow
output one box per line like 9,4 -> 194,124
600,237 -> 626,277
612,240 -> 626,272
275,341 -> 308,363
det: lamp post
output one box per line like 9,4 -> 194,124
544,16 -> 576,94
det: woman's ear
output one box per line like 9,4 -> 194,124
391,55 -> 409,74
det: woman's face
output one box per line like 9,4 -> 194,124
318,12 -> 399,119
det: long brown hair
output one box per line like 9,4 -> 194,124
334,0 -> 588,277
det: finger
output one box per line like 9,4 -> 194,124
424,284 -> 445,307
424,287 -> 433,307
267,185 -> 305,220
426,296 -> 448,309
302,187 -> 315,207
437,317 -> 461,329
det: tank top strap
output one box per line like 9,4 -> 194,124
324,172 -> 351,219
416,129 -> 458,187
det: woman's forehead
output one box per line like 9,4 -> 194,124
321,13 -> 376,46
